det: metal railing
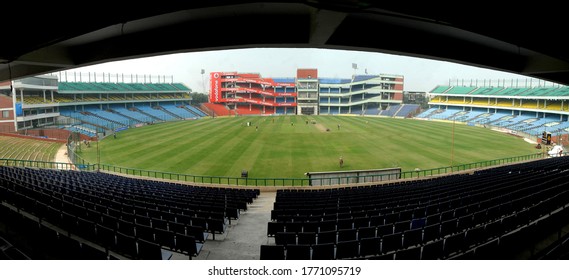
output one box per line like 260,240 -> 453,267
0,158 -> 87,170
2,152 -> 551,187
98,153 -> 547,186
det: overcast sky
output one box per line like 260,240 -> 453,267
67,48 -> 545,93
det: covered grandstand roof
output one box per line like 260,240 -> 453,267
352,75 -> 380,82
271,78 -> 296,83
58,82 -> 190,93
319,78 -> 352,84
430,86 -> 569,97
0,1 -> 568,87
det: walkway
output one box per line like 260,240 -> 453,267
54,144 -> 73,170
193,191 -> 276,260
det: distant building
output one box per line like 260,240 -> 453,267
0,73 -> 197,137
418,80 -> 569,141
403,91 -> 429,109
208,69 -> 405,116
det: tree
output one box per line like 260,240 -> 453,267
189,92 -> 209,104
403,91 -> 429,109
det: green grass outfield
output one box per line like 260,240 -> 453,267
77,116 -> 537,179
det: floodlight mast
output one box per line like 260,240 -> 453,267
96,131 -> 100,172
450,116 -> 456,172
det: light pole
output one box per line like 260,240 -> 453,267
201,69 -> 206,93
96,130 -> 100,172
450,116 -> 456,172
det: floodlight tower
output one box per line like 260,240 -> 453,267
201,69 -> 206,94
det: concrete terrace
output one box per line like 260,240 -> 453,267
192,191 -> 276,260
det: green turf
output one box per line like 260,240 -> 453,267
77,116 -> 538,178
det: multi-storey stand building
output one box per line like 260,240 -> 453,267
209,69 -> 405,116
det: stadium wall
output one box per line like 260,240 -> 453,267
0,123 -> 15,133
297,69 -> 318,79
209,72 -> 222,103
0,94 -> 15,133
22,128 -> 79,142
393,92 -> 403,100
0,132 -> 67,143
0,95 -> 14,119
306,168 -> 401,186
394,77 -> 404,90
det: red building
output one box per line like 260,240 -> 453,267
209,70 -> 405,116
209,72 -> 297,115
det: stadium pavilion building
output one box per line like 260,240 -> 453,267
207,69 -> 413,117
0,73 -> 206,139
417,80 -> 569,143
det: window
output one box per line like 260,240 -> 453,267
2,110 -> 9,118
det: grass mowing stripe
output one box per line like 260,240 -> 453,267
221,127 -> 266,177
95,118 -> 239,167
164,120 -> 248,173
198,122 -> 263,176
78,116 -> 537,178
159,117 -> 261,174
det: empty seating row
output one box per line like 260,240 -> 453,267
0,232 -> 30,260
0,166 -> 259,259
0,204 -> 107,260
264,189 -> 569,259
263,156 -> 569,259
270,172 -> 558,225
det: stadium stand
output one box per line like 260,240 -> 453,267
7,76 -> 195,138
477,112 -> 510,124
379,105 -> 401,117
68,125 -> 97,137
374,104 -> 419,118
236,104 -> 263,115
110,107 -> 152,123
92,110 -> 131,126
207,71 -> 402,116
394,104 -> 420,117
135,105 -> 174,121
0,234 -> 31,260
453,110 -> 484,122
58,104 -> 203,137
185,106 -> 208,117
415,108 -> 438,118
429,108 -> 462,120
60,109 -> 125,131
161,104 -> 199,119
262,156 -> 569,260
424,85 -> 569,138
202,103 -> 231,117
351,106 -> 362,115
0,166 -> 259,260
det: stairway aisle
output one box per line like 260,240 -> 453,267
193,191 -> 276,260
